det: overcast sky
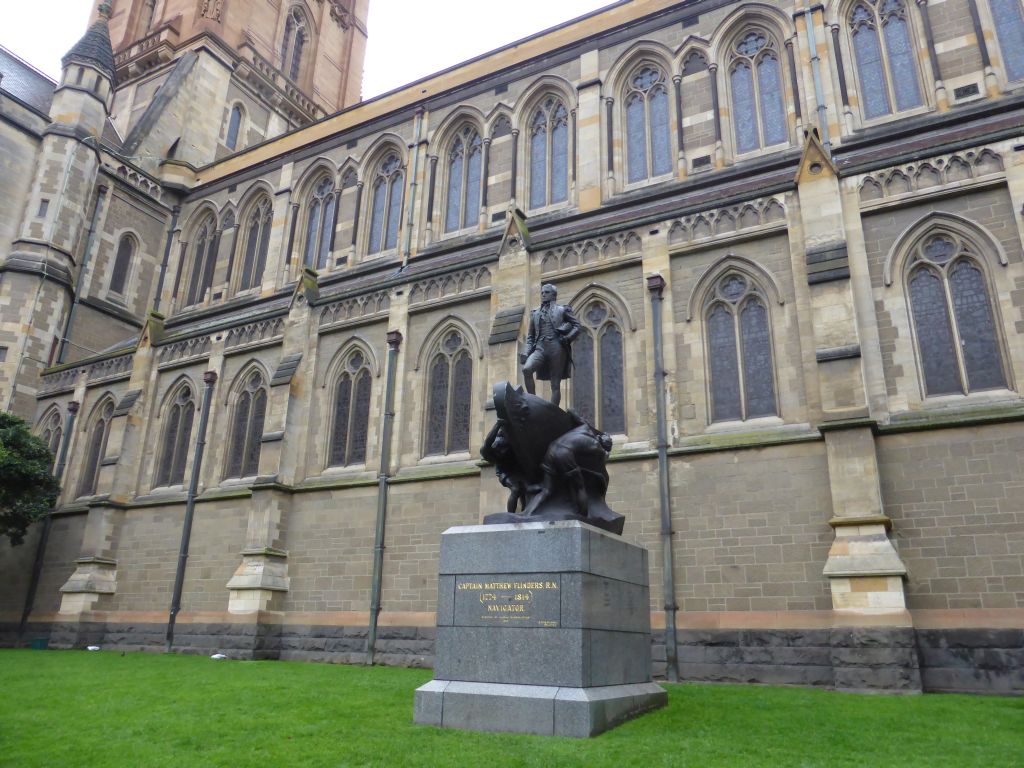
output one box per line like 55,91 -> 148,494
0,0 -> 614,98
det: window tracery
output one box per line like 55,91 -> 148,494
78,400 -> 114,497
303,176 -> 337,270
424,330 -> 472,456
444,125 -> 483,233
184,214 -> 218,308
226,370 -> 267,479
906,232 -> 1006,396
571,299 -> 626,434
367,153 -> 404,255
625,65 -> 672,183
156,385 -> 195,487
40,410 -> 62,471
237,197 -> 272,293
729,30 -> 788,154
281,7 -> 308,82
328,349 -> 373,467
849,0 -> 924,120
705,273 -> 778,422
529,96 -> 569,208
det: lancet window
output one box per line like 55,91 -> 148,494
571,300 -> 626,434
706,274 -> 778,422
424,330 -> 472,456
849,0 -> 924,120
109,234 -> 136,297
184,215 -> 218,308
529,97 -> 569,208
367,153 -> 404,255
78,400 -> 114,497
303,177 -> 337,270
729,30 -> 788,154
444,126 -> 483,233
237,197 -> 272,292
225,371 -> 267,479
625,65 -> 672,183
328,350 -> 373,467
156,385 -> 195,487
281,7 -> 308,82
907,233 -> 1006,396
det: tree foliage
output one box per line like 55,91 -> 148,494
0,412 -> 60,546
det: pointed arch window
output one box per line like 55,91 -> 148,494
156,385 -> 195,487
529,97 -> 570,208
907,233 -> 1006,396
184,215 -> 218,308
706,274 -> 778,422
424,330 -> 473,456
78,400 -> 114,497
238,197 -> 272,292
109,234 -> 136,297
281,7 -> 308,83
137,0 -> 155,36
445,126 -> 483,233
40,410 -> 63,471
571,300 -> 626,434
226,105 -> 244,151
226,371 -> 267,479
625,65 -> 672,183
991,0 -> 1024,82
303,176 -> 337,270
368,153 -> 404,255
849,0 -> 924,120
328,349 -> 373,467
729,30 -> 788,154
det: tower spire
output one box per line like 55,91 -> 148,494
61,2 -> 116,87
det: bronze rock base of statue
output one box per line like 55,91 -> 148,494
480,382 -> 625,536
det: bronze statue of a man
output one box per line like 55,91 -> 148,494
522,283 -> 581,407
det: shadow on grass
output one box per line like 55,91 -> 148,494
0,650 -> 1021,767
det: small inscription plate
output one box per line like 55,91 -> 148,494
453,573 -> 562,628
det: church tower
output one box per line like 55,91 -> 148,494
96,0 -> 369,171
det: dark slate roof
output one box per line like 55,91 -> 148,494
62,17 -> 116,85
0,45 -> 55,114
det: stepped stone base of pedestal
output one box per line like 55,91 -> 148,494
414,680 -> 667,738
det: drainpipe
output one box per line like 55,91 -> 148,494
366,330 -> 402,664
802,5 -> 831,153
401,109 -> 425,268
57,184 -> 108,365
646,274 -> 679,683
166,371 -> 217,652
153,205 -> 180,313
17,400 -> 80,645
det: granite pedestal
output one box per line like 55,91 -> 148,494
414,521 -> 666,737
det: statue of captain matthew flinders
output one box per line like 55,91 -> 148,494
521,283 -> 581,407
480,282 -> 625,535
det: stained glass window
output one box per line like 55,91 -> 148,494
423,330 -> 473,455
110,234 -> 135,296
625,65 -> 673,183
445,126 -> 482,233
706,274 -> 778,422
367,153 -> 404,255
529,97 -> 570,209
184,215 -> 218,307
157,385 -> 195,487
238,197 -> 272,292
328,350 -> 373,466
571,300 -> 626,434
226,371 -> 267,479
78,400 -> 114,497
991,0 -> 1024,81
729,30 -> 789,153
226,105 -> 243,150
303,177 -> 336,270
907,233 -> 1006,396
849,0 -> 923,120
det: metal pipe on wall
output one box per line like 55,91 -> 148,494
153,205 -> 179,313
803,5 -> 831,153
646,274 -> 679,682
366,329 -> 403,665
18,400 -> 80,645
165,370 -> 217,652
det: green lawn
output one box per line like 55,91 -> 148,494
0,650 -> 1020,767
